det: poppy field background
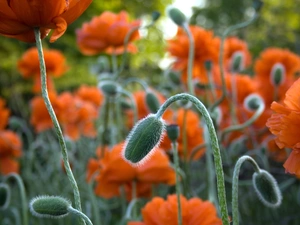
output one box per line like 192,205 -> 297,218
1,0 -> 300,225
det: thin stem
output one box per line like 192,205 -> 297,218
232,156 -> 260,225
119,89 -> 138,124
5,173 -> 28,225
123,77 -> 149,90
189,143 -> 207,160
68,207 -> 93,225
220,102 -> 265,142
183,24 -> 195,96
172,142 -> 183,225
209,13 -> 259,113
207,69 -> 217,102
230,72 -> 238,124
34,28 -> 84,225
156,93 -> 229,225
100,97 -> 110,157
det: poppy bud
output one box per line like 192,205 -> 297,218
253,0 -> 264,12
152,11 -> 161,22
99,80 -> 120,97
0,184 -> 10,210
166,70 -> 181,85
230,51 -> 244,73
252,169 -> 282,208
145,90 -> 160,113
123,114 -> 165,165
29,196 -> 71,219
205,60 -> 212,71
243,94 -> 262,112
166,6 -> 187,27
166,124 -> 180,142
270,63 -> 285,86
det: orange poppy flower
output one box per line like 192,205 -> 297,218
75,85 -> 104,108
266,77 -> 300,176
0,130 -> 22,175
128,194 -> 222,225
0,0 -> 92,43
167,26 -> 220,84
223,37 -> 252,72
86,142 -> 175,200
160,108 -> 205,160
18,47 -> 68,93
254,48 -> 300,106
76,11 -> 140,55
0,98 -> 10,130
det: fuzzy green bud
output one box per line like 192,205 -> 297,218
270,63 -> 285,86
243,94 -> 262,112
204,60 -> 212,71
166,124 -> 180,142
230,51 -> 244,73
123,114 -> 165,165
252,169 -> 282,208
166,70 -> 181,85
99,80 -> 120,97
152,11 -> 161,22
253,0 -> 264,12
0,184 -> 10,210
166,6 -> 187,27
29,196 -> 71,219
145,91 -> 160,113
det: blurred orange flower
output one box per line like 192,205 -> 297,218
223,37 -> 252,72
75,85 -> 104,107
18,47 -> 68,93
76,11 -> 140,55
86,142 -> 175,200
0,130 -> 22,175
167,26 -> 220,84
0,0 -> 92,43
0,98 -> 10,130
266,78 -> 300,176
160,108 -> 205,160
128,194 -> 222,225
254,48 -> 300,106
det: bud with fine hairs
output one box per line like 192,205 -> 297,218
230,51 -> 245,73
122,114 -> 165,165
145,90 -> 160,113
243,93 -> 263,112
166,6 -> 187,27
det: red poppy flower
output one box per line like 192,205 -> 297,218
0,98 -> 10,130
86,142 -> 175,200
266,77 -> 300,176
128,194 -> 222,225
75,85 -> 104,108
0,130 -> 22,175
254,48 -> 300,106
18,47 -> 68,93
0,0 -> 92,43
76,11 -> 140,55
167,26 -> 220,84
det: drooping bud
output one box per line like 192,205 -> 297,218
270,63 -> 285,86
253,0 -> 264,12
166,70 -> 181,85
123,114 -> 165,165
152,11 -> 161,22
29,196 -> 71,219
166,6 -> 187,27
98,80 -> 120,97
166,124 -> 180,142
0,184 -> 10,210
252,169 -> 282,208
243,94 -> 263,112
230,51 -> 245,73
204,60 -> 212,72
145,90 -> 160,113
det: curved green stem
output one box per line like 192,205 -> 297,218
123,77 -> 149,90
172,142 -> 183,225
34,28 -> 84,225
68,207 -> 93,225
183,24 -> 195,96
5,173 -> 28,225
220,101 -> 265,142
189,143 -> 207,160
232,156 -> 260,225
209,13 -> 259,113
156,93 -> 229,225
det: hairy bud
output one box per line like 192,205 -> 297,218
152,11 -> 161,22
166,124 -> 180,142
166,6 -> 187,27
99,80 -> 120,97
145,91 -> 160,113
243,94 -> 263,112
230,51 -> 245,73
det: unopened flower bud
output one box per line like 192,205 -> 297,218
252,169 -> 282,208
123,114 -> 165,165
166,6 -> 187,27
270,63 -> 285,86
230,51 -> 244,73
99,80 -> 120,97
152,11 -> 161,22
166,70 -> 181,85
166,124 -> 180,142
145,90 -> 160,113
243,94 -> 262,112
0,184 -> 10,210
253,0 -> 264,12
205,60 -> 212,71
29,196 -> 71,219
